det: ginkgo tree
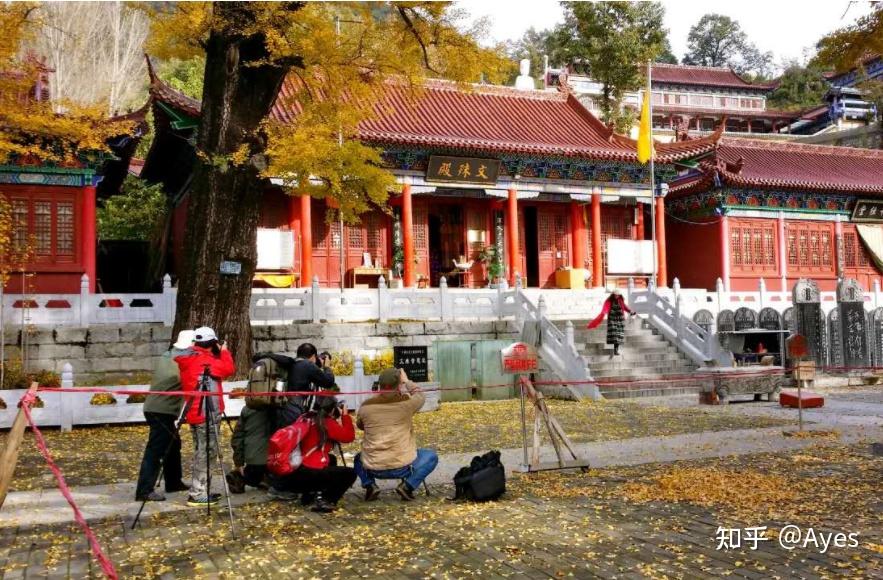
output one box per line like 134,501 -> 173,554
145,2 -> 510,367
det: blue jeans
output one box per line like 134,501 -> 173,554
354,449 -> 438,490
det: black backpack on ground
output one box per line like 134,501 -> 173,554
453,450 -> 505,502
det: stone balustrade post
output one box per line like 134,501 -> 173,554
311,276 -> 322,323
162,274 -> 174,326
78,274 -> 91,328
672,277 -> 681,305
874,280 -> 881,309
538,295 -> 547,319
60,362 -> 74,432
675,295 -> 683,340
378,276 -> 389,322
627,277 -> 635,306
515,273 -> 523,291
715,277 -> 725,315
565,320 -> 574,348
439,276 -> 450,321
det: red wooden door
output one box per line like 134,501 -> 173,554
310,200 -> 342,287
537,207 -> 569,288
413,201 -> 430,281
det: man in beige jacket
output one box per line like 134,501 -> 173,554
354,367 -> 438,501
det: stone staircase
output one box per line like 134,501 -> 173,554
558,318 -> 699,398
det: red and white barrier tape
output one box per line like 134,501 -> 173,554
18,391 -> 118,580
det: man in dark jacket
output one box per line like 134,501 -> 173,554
275,343 -> 336,429
135,330 -> 195,502
227,406 -> 272,493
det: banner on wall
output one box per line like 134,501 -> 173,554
606,239 -> 654,275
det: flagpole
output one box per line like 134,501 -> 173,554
647,60 -> 657,288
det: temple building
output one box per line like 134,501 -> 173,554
547,62 -> 796,139
142,62 -> 883,294
143,64 -> 718,290
667,138 -> 883,292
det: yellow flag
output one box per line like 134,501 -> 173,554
637,84 -> 653,164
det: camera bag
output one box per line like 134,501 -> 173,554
245,353 -> 293,409
453,450 -> 505,502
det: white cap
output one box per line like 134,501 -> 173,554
173,330 -> 195,350
193,326 -> 218,342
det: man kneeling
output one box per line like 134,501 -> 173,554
354,368 -> 438,501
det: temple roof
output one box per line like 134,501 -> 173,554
671,137 -> 883,195
148,64 -> 720,165
653,104 -> 799,121
651,63 -> 775,91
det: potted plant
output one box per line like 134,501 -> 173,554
478,244 -> 504,287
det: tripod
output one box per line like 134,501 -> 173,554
197,365 -> 237,536
132,391 -> 196,529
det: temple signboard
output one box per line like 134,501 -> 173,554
851,199 -> 883,223
427,155 -> 500,185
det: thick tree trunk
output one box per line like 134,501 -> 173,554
173,2 -> 300,372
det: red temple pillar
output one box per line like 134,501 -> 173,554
635,203 -> 645,240
288,196 -> 301,287
720,215 -> 730,291
655,195 -> 667,287
299,194 -> 313,285
402,183 -> 415,287
591,193 -> 602,288
506,187 -> 519,286
82,185 -> 97,292
570,201 -> 587,270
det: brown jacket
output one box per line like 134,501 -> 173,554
356,386 -> 425,471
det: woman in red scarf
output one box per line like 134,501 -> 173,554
586,289 -> 634,355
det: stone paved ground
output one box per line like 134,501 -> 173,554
1,390 -> 880,579
0,442 -> 880,579
0,398 -> 793,492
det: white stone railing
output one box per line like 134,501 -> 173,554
3,273 -> 615,326
514,288 -> 600,399
629,280 -> 731,368
0,360 -> 439,431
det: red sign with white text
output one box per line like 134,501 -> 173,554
501,342 -> 539,374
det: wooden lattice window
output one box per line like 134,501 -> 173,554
11,199 -> 28,249
820,231 -> 832,266
55,202 -> 74,259
9,195 -> 79,265
539,214 -> 554,252
311,216 -> 328,248
413,206 -> 427,250
799,230 -> 809,267
34,201 -> 51,256
787,230 -> 798,267
365,213 -> 384,254
731,230 -> 743,266
843,232 -> 870,268
730,221 -> 775,270
329,220 -> 341,250
810,231 -> 821,267
346,223 -> 363,249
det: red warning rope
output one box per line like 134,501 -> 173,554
18,391 -> 118,580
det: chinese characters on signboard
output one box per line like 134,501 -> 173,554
851,199 -> 883,223
426,155 -> 501,185
393,346 -> 429,383
500,342 -> 539,374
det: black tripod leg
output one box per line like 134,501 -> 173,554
210,415 -> 237,537
335,443 -> 348,468
132,416 -> 187,530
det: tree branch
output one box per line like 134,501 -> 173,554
395,6 -> 439,74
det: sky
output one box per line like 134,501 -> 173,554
457,0 -> 876,69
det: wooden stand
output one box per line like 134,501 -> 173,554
518,377 -> 590,472
0,382 -> 38,509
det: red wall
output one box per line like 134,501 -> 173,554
665,214 -> 722,290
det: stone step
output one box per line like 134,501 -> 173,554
600,384 -> 702,399
582,352 -> 685,364
579,343 -> 680,356
591,366 -> 695,379
585,357 -> 693,371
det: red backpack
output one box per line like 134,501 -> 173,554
267,416 -> 314,476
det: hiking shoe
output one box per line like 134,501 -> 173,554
187,495 -> 220,507
267,487 -> 297,501
395,481 -> 415,501
165,481 -> 190,493
364,484 -> 380,502
300,491 -> 316,506
136,491 -> 166,502
311,497 -> 337,513
226,472 -> 246,494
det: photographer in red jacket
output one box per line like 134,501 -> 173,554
175,326 -> 236,507
278,396 -> 356,513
